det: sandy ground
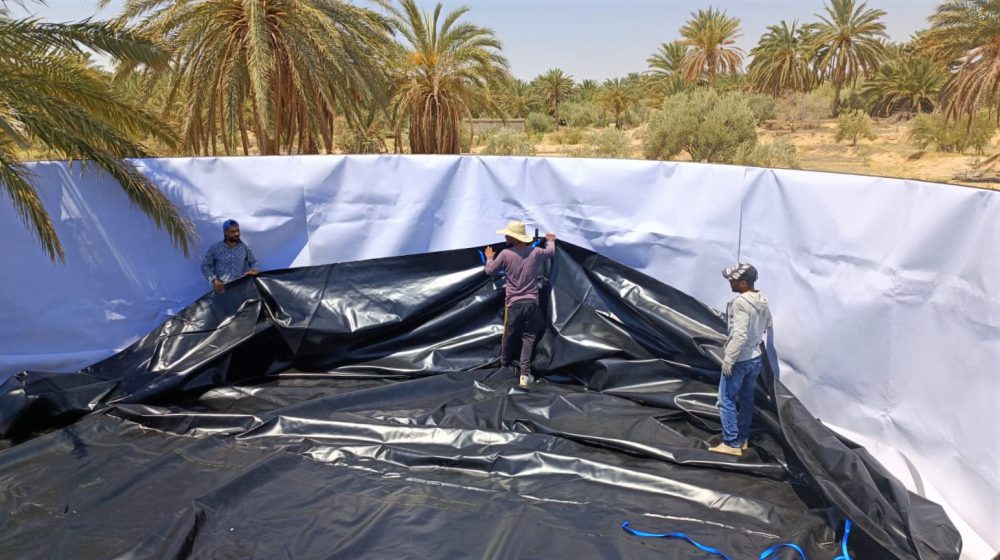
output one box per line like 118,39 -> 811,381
470,120 -> 1000,190
761,120 -> 998,189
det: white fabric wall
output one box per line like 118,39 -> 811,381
0,155 -> 996,557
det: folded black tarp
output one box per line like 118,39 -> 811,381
0,243 -> 960,559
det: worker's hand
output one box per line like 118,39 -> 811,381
721,361 -> 733,377
246,269 -> 259,276
484,246 -> 495,260
545,232 -> 556,242
212,279 -> 225,294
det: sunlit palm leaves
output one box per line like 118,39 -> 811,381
811,0 -> 888,114
920,0 -> 1000,124
747,20 -> 816,95
0,6 -> 193,261
596,78 -> 638,129
862,55 -> 946,116
646,41 -> 688,98
111,0 -> 393,155
381,0 -> 508,154
678,8 -> 744,88
573,79 -> 599,103
647,41 -> 688,78
533,68 -> 574,124
500,79 -> 539,119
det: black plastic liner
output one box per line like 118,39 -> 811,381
0,243 -> 960,559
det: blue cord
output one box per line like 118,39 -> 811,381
621,518 -> 854,560
621,521 -> 734,559
759,543 -> 807,559
833,519 -> 852,560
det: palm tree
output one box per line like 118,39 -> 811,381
573,79 -> 599,102
113,0 -> 393,156
0,3 -> 194,261
646,41 -> 688,97
919,0 -> 1000,124
533,68 -> 574,124
596,78 -> 638,129
880,40 -> 911,62
678,7 -> 744,88
500,79 -> 538,119
462,81 -> 505,120
647,41 -> 688,78
811,0 -> 888,115
861,55 -> 946,116
747,20 -> 816,95
382,0 -> 508,154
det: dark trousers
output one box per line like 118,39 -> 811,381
500,301 -> 541,377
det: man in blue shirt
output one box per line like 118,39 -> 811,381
200,219 -> 260,294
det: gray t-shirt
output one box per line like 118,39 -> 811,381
485,241 -> 556,306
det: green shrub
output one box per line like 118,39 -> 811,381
776,88 -> 832,131
336,129 -> 385,154
473,126 -> 499,147
834,110 -> 876,146
576,128 -> 631,158
481,129 -> 537,156
630,102 -> 653,126
909,112 -> 996,153
643,89 -> 757,162
525,111 -> 556,134
734,136 -> 799,169
460,129 -> 473,153
744,94 -> 778,125
840,81 -> 872,114
553,127 -> 585,145
561,102 -> 598,127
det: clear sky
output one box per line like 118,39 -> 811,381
9,0 -> 942,82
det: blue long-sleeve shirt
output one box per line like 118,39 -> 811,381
200,240 -> 259,284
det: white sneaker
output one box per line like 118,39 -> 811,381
519,374 -> 530,388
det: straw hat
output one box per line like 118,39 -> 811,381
496,220 -> 534,243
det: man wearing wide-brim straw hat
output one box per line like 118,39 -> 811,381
484,221 -> 557,388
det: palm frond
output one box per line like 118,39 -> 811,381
747,20 -> 816,95
384,0 -> 509,153
119,0 -> 394,155
678,7 -> 744,88
0,144 -> 63,261
0,18 -> 167,68
811,0 -> 888,112
919,0 -> 1000,124
0,10 -> 193,261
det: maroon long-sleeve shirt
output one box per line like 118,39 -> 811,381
485,241 -> 556,306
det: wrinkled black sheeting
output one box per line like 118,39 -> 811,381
0,243 -> 960,559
